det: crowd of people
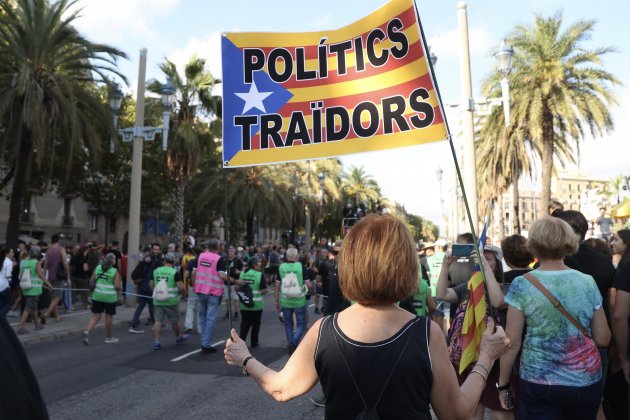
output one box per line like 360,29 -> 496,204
226,207 -> 630,420
1,201 -> 630,419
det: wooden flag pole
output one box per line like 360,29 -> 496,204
224,168 -> 233,333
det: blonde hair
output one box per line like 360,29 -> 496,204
527,216 -> 579,260
338,214 -> 417,305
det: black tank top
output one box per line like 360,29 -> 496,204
315,314 -> 433,419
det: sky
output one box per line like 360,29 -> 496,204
70,0 -> 629,230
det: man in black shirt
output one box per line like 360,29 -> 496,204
552,210 -> 615,316
109,240 -> 123,304
315,247 -> 331,314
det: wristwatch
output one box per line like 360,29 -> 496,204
496,382 -> 511,391
241,355 -> 255,376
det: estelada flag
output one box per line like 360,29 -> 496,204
221,0 -> 447,167
459,270 -> 487,374
459,216 -> 491,374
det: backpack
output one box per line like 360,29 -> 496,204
152,276 -> 170,301
19,268 -> 33,290
280,272 -> 305,298
236,284 -> 255,307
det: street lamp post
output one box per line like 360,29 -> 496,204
457,2 -> 479,233
494,40 -> 514,126
109,48 -> 175,306
436,166 -> 444,237
317,172 -> 325,242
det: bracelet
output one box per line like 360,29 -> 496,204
469,369 -> 487,384
474,362 -> 489,376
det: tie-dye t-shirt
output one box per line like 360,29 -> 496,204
505,269 -> 602,386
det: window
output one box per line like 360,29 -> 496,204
90,215 -> 98,232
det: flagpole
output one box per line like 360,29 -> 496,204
414,2 -> 495,319
224,168 -> 233,333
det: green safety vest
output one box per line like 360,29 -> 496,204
239,269 -> 264,311
92,266 -> 118,303
412,275 -> 430,316
278,262 -> 306,308
426,252 -> 445,297
153,266 -> 179,306
21,259 -> 42,297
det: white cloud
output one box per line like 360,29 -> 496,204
69,0 -> 181,44
428,26 -> 495,59
166,32 -> 223,94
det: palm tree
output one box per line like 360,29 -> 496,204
501,13 -> 619,218
0,0 -> 126,248
341,165 -> 381,209
150,55 -> 221,247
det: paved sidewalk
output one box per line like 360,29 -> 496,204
7,304 -> 142,347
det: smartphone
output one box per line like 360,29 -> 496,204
452,244 -> 474,257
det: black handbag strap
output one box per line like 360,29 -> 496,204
331,314 -> 418,411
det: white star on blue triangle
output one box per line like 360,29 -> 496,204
234,81 -> 273,113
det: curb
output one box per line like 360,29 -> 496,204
18,317 -> 132,347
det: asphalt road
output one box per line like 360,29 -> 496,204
26,295 -> 326,420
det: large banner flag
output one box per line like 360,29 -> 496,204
221,0 -> 447,167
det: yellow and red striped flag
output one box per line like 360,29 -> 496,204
221,0 -> 447,167
458,269 -> 488,374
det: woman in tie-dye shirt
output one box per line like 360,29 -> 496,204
498,217 -> 611,420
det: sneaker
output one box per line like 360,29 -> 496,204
183,328 -> 193,335
201,346 -> 217,354
152,341 -> 161,350
176,333 -> 190,345
105,337 -> 119,344
314,307 -> 320,314
128,327 -> 145,334
82,331 -> 89,345
278,312 -> 284,324
7,310 -> 19,317
310,395 -> 326,408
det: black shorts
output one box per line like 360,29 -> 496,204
91,300 -> 116,315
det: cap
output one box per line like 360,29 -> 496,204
483,245 -> 503,261
435,238 -> 447,247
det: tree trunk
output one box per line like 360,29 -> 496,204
170,181 -> 186,248
512,180 -> 521,235
512,161 -> 521,235
497,193 -> 505,241
246,210 -> 254,246
6,127 -> 32,250
539,107 -> 554,219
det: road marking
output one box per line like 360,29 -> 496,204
171,340 -> 225,362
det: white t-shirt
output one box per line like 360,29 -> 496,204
0,257 -> 13,292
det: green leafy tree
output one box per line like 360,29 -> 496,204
149,55 -> 221,247
0,0 -> 126,248
499,13 -> 619,218
341,165 -> 381,209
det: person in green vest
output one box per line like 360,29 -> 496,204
150,253 -> 188,350
17,246 -> 52,334
236,256 -> 268,348
412,264 -> 437,317
426,239 -> 447,330
275,247 -> 312,354
83,253 -> 121,344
